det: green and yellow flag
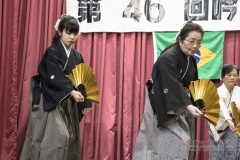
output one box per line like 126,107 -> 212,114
153,31 -> 224,79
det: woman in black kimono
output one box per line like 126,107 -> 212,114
20,15 -> 91,160
133,22 -> 204,160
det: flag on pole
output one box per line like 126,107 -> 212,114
153,31 -> 224,79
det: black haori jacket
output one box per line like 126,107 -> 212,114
152,43 -> 198,127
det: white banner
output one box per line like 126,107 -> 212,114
67,0 -> 240,32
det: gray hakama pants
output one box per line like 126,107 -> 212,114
209,127 -> 240,160
20,96 -> 81,160
133,87 -> 194,160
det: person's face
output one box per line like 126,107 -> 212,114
222,69 -> 239,90
59,29 -> 79,49
180,31 -> 202,57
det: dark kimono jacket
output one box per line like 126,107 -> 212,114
20,41 -> 90,160
38,40 -> 84,111
152,43 -> 198,127
37,40 -> 91,118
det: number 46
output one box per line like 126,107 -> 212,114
123,0 -> 165,23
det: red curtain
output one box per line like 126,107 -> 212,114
1,0 -> 240,160
78,32 -> 154,160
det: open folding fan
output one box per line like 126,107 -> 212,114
68,63 -> 99,104
231,101 -> 240,137
188,79 -> 220,126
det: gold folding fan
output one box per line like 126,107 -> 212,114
68,63 -> 100,104
188,79 -> 220,126
231,101 -> 240,137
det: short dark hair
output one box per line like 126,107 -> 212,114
221,64 -> 239,78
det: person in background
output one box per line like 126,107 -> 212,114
133,21 -> 204,160
20,15 -> 91,160
209,64 -> 240,160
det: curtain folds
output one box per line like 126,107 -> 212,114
78,32 -> 154,160
1,0 -> 240,160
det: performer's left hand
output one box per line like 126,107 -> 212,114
82,108 -> 91,115
187,105 -> 203,117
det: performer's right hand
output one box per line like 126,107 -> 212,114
187,105 -> 203,117
71,90 -> 84,102
227,119 -> 236,132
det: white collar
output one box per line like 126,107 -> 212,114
60,40 -> 71,57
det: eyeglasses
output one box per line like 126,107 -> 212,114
184,39 -> 203,46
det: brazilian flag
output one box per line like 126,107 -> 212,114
153,31 -> 224,79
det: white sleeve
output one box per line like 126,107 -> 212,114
219,98 -> 232,120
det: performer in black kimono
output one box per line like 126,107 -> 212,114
133,21 -> 204,160
20,15 -> 91,160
